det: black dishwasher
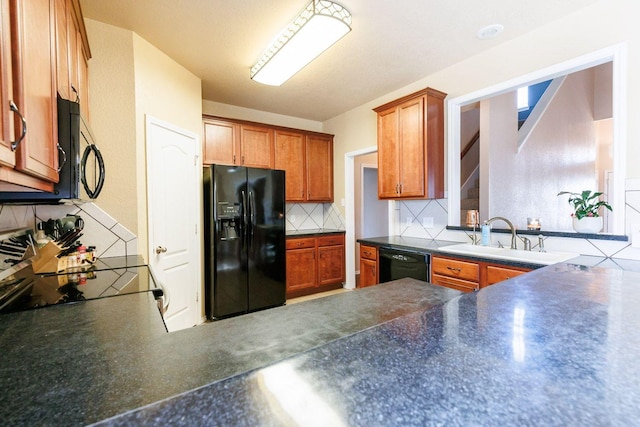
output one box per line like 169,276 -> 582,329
378,247 -> 430,283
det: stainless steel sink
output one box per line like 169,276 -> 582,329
438,243 -> 578,265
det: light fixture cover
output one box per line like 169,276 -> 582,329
251,0 -> 352,86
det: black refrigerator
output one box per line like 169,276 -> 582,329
203,165 -> 286,320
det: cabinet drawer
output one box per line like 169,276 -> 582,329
431,274 -> 478,292
317,234 -> 344,247
486,265 -> 529,286
286,238 -> 316,250
359,244 -> 377,261
432,256 -> 479,282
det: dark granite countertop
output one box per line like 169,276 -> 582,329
99,263 -> 640,426
0,278 -> 459,426
286,228 -> 345,237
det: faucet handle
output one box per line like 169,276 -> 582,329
517,235 -> 532,251
538,234 -> 546,252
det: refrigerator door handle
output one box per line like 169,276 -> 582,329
249,191 -> 256,238
241,190 -> 248,226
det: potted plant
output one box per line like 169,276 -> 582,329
557,190 -> 612,233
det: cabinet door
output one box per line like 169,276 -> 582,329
376,106 -> 400,198
286,248 -> 317,293
54,0 -> 69,100
306,134 -> 333,202
485,265 -> 529,287
203,119 -> 238,166
318,244 -> 344,286
68,0 -> 89,118
10,0 -> 59,182
359,258 -> 377,287
0,0 -> 15,167
431,274 -> 478,292
274,130 -> 305,201
397,96 -> 425,197
240,124 -> 273,169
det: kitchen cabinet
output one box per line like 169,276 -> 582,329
274,130 -> 305,201
485,265 -> 528,286
67,0 -> 90,120
305,134 -> 333,202
203,118 -> 238,165
274,130 -> 333,202
10,0 -> 59,184
238,124 -> 273,169
202,117 -> 274,169
204,115 -> 334,203
0,0 -> 89,190
285,237 -> 317,295
0,0 -> 16,168
286,233 -> 344,298
359,244 -> 378,287
431,254 -> 531,292
374,87 -> 446,200
317,234 -> 344,286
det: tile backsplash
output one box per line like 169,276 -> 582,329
286,203 -> 345,231
396,179 -> 640,262
0,202 -> 137,258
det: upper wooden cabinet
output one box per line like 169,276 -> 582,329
274,130 -> 333,203
374,87 -> 446,200
305,134 -> 333,202
0,0 -> 89,190
10,0 -> 59,184
0,0 -> 16,169
274,130 -> 305,201
202,117 -> 275,169
203,118 -> 238,165
239,124 -> 274,169
204,115 -> 334,203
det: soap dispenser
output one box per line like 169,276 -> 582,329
481,221 -> 491,246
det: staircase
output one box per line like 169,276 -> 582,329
460,178 -> 479,220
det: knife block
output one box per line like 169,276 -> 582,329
31,241 -> 66,273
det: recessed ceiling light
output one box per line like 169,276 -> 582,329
477,24 -> 504,40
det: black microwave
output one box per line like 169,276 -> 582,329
0,96 -> 105,203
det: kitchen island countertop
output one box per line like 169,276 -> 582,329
0,277 -> 459,426
100,262 -> 640,426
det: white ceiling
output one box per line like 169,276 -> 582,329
79,0 -> 598,122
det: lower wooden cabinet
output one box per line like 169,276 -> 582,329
286,233 -> 345,298
359,244 -> 378,287
431,254 -> 531,292
431,256 -> 480,292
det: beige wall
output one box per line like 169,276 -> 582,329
132,34 -> 202,257
85,19 -> 202,259
324,0 -> 639,217
85,20 -> 137,233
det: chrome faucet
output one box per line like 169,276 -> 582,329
486,216 -> 517,249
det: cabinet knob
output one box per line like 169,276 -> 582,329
155,246 -> 168,254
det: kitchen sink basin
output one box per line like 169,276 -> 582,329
438,243 -> 578,266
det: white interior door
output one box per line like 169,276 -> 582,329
146,116 -> 200,332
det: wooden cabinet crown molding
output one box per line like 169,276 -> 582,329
373,87 -> 447,114
202,115 -> 334,140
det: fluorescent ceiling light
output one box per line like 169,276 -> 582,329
251,0 -> 352,86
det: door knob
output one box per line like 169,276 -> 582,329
155,246 -> 168,254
